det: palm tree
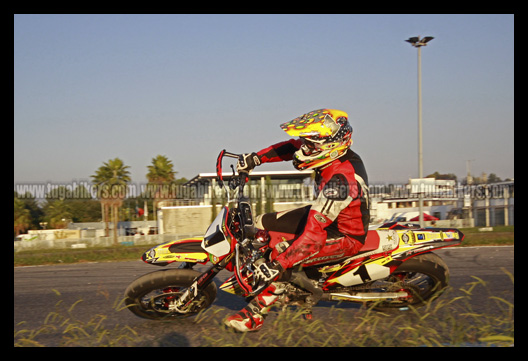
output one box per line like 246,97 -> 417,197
146,155 -> 176,219
45,199 -> 72,229
14,197 -> 31,236
91,158 -> 131,244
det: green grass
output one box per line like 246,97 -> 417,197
458,225 -> 514,247
13,244 -> 154,267
14,271 -> 514,347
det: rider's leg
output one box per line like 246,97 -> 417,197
224,282 -> 286,332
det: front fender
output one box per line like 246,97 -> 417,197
141,237 -> 209,266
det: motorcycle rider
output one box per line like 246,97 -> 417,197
224,109 -> 370,332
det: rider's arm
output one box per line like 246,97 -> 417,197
237,139 -> 302,174
257,138 -> 302,164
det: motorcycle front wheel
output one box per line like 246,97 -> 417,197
124,269 -> 217,320
370,252 -> 450,311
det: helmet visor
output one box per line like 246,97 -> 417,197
300,138 -> 322,156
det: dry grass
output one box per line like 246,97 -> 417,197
15,270 -> 514,347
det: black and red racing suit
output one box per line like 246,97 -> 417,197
255,139 -> 370,269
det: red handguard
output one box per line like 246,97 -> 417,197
216,149 -> 226,186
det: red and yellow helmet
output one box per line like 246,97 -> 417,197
280,109 -> 353,170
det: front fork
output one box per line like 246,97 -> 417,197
170,257 -> 230,313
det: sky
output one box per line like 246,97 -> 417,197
14,14 -> 514,188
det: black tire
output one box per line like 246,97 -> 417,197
124,269 -> 217,320
371,252 -> 450,311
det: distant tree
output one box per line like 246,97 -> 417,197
14,197 -> 31,236
66,185 -> 101,222
462,172 -> 508,185
426,171 -> 457,182
146,155 -> 176,185
146,155 -> 176,219
42,185 -> 100,223
15,191 -> 43,230
44,199 -> 72,229
487,173 -> 502,183
91,158 -> 131,243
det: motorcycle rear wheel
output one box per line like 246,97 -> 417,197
370,252 -> 450,311
124,269 -> 217,320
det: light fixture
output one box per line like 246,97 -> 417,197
405,36 -> 434,47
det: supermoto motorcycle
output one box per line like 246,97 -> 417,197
124,150 -> 464,321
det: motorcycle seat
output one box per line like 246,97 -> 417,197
360,230 -> 381,252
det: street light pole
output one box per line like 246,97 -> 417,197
405,36 -> 434,228
417,44 -> 423,183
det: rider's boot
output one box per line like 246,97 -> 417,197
224,282 -> 286,332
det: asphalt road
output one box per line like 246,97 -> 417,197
14,246 -> 514,346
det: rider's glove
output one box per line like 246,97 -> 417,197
237,152 -> 261,174
253,259 -> 284,286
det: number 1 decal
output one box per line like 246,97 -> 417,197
352,265 -> 371,283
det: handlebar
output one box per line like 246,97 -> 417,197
215,149 -> 255,237
215,149 -> 249,192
